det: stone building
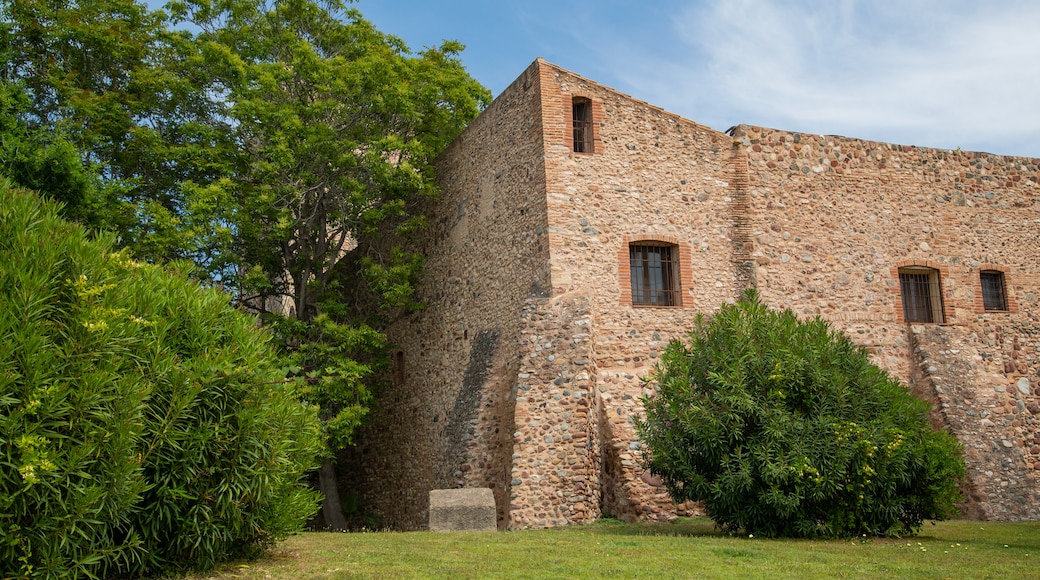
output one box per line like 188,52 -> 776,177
340,58 -> 1040,530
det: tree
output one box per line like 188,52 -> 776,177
637,290 -> 965,538
0,81 -> 98,225
0,181 -> 323,578
1,0 -> 489,530
165,0 -> 490,528
0,0 -> 240,262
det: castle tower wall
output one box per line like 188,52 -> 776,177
532,63 -> 745,522
346,59 -> 1040,529
522,65 -> 1040,523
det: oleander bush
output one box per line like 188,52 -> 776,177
0,181 -> 323,579
638,290 -> 965,538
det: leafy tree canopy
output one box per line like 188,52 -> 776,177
166,0 -> 489,528
638,290 -> 965,538
1,0 -> 490,530
0,0 -> 223,239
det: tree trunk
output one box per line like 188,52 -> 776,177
318,458 -> 349,531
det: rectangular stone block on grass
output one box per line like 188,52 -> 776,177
429,488 -> 497,532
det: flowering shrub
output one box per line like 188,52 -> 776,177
638,290 -> 965,538
0,182 -> 322,578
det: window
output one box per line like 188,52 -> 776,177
630,243 -> 680,306
980,270 -> 1008,311
393,350 -> 405,385
898,267 -> 944,323
619,237 -> 691,309
572,97 -> 593,153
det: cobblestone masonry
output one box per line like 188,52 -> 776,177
345,59 -> 1040,529
909,324 -> 1039,520
338,62 -> 551,529
733,124 -> 1040,519
511,294 -> 600,527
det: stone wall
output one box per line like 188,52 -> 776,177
510,294 -> 601,527
340,60 -> 552,530
523,66 -> 1040,523
344,59 -> 1040,529
733,124 -> 1040,518
733,124 -> 1040,379
530,63 -> 747,522
909,324 -> 1040,520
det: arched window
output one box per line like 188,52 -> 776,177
898,266 -> 944,323
629,242 -> 680,307
572,97 -> 594,153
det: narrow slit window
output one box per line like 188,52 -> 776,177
393,350 -> 405,386
980,270 -> 1008,311
572,97 -> 593,153
630,243 -> 680,307
898,267 -> 944,323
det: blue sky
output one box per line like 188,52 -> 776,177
356,0 -> 1040,158
144,1 -> 1040,158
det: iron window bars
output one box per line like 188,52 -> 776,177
899,267 -> 944,323
572,98 -> 593,153
630,244 -> 679,306
980,270 -> 1008,311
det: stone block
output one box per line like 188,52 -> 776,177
429,488 -> 497,532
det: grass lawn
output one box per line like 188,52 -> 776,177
185,518 -> 1040,579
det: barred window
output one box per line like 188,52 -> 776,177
572,97 -> 593,153
898,267 -> 944,323
980,270 -> 1008,311
630,243 -> 680,307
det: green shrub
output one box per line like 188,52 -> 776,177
637,290 -> 965,538
0,181 -> 322,579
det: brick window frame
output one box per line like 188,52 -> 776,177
563,92 -> 602,154
974,264 -> 1018,314
572,97 -> 593,153
619,235 -> 693,308
891,260 -> 950,324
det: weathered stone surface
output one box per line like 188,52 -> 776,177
910,325 -> 1040,520
343,58 -> 1040,530
337,61 -> 551,530
429,489 -> 497,532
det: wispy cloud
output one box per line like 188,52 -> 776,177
610,0 -> 1040,156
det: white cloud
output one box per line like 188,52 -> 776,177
612,0 -> 1040,156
